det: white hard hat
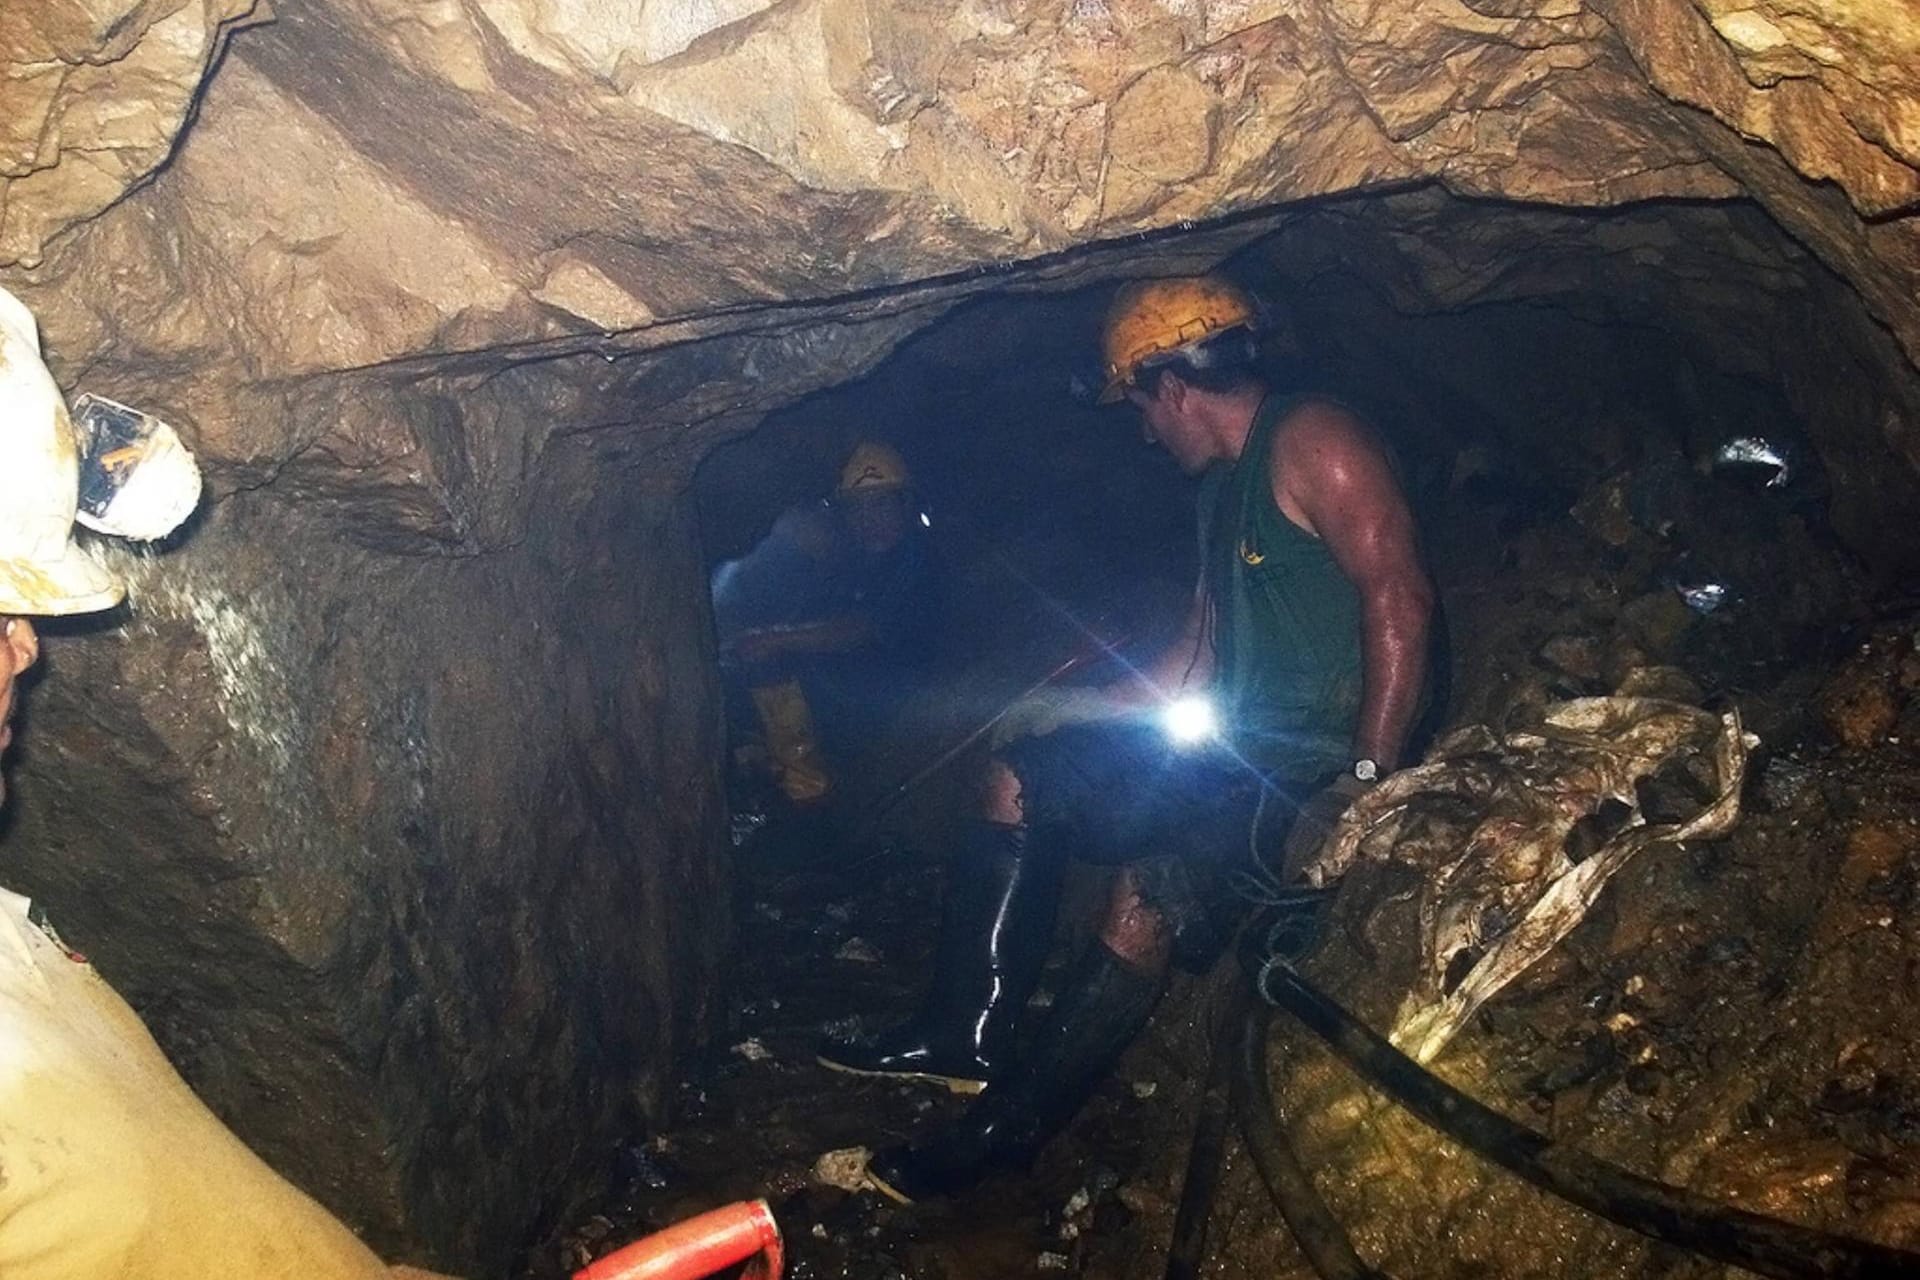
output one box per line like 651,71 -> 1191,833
0,287 -> 125,616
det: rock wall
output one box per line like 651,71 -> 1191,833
3,443 -> 729,1271
5,2 -> 1916,346
4,1 -> 1917,402
1224,632 -> 1920,1280
7,2 -> 1907,577
0,0 -> 264,266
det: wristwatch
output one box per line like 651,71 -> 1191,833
1352,758 -> 1379,784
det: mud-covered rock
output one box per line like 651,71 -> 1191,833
1242,618 -> 1920,1279
1540,634 -> 1604,683
1824,636 -> 1914,749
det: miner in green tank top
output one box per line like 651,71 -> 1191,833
1103,276 -> 1432,793
819,274 -> 1434,1207
1197,391 -> 1368,779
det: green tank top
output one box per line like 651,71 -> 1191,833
1198,394 -> 1364,779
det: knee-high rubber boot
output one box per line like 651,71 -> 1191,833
749,678 -> 833,804
818,822 -> 1062,1092
865,941 -> 1165,1204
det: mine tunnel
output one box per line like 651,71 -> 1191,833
3,5 -> 1920,1280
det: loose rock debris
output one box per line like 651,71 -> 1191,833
834,937 -> 883,964
731,1038 -> 775,1063
812,1146 -> 874,1193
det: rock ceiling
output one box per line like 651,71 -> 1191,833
2,0 -> 1915,525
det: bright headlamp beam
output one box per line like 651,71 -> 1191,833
1162,695 -> 1219,746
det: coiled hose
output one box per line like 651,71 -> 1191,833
1213,953 -> 1920,1279
1229,999 -> 1391,1280
1164,902 -> 1393,1280
1162,888 -> 1920,1280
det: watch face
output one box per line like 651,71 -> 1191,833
1353,758 -> 1379,782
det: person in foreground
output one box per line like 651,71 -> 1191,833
0,284 -> 449,1280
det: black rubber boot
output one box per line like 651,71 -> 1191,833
818,822 -> 1061,1092
865,941 -> 1165,1203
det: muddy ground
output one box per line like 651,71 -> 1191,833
531,469 -> 1920,1280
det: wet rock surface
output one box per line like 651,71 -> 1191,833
539,666 -> 1920,1279
1210,499 -> 1920,1277
1263,638 -> 1920,1278
2,452 -> 730,1274
1305,692 -> 1751,1066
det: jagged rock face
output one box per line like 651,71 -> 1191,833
0,1 -> 261,266
0,0 -> 1917,1274
0,1 -> 1913,544
5,445 -> 729,1270
1236,191 -> 1920,574
6,1 -> 1917,367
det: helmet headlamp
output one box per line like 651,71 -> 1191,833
1161,695 -> 1219,747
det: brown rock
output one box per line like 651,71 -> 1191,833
1103,66 -> 1220,219
1860,1197 -> 1920,1252
1621,591 -> 1697,659
1570,474 -> 1639,549
1539,634 -> 1604,682
1823,658 -> 1903,748
0,0 -> 1917,1271
1694,1136 -> 1854,1219
0,1 -> 262,267
1614,665 -> 1706,704
1838,826 -> 1908,892
3,470 -> 731,1272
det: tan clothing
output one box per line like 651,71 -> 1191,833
0,887 -> 393,1280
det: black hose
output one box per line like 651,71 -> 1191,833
1255,956 -> 1920,1280
1230,1000 -> 1392,1280
1163,984 -> 1245,1280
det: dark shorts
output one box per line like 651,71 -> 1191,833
999,722 -> 1315,967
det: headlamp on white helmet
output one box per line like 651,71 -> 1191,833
0,287 -> 201,618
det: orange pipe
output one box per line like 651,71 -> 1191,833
574,1200 -> 783,1280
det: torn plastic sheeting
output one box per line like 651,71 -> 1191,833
1712,436 -> 1791,489
1675,581 -> 1730,613
1305,696 -> 1752,1064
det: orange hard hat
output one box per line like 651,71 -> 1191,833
836,441 -> 911,496
1099,275 -> 1258,403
